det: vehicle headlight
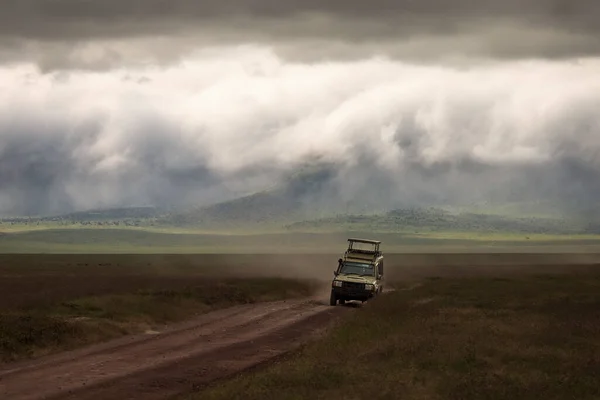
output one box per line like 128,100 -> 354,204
333,280 -> 343,287
365,284 -> 374,291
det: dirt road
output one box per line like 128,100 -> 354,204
0,297 -> 349,400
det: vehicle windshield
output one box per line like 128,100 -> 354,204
339,261 -> 375,277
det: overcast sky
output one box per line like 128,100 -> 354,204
1,1 -> 599,216
3,0 -> 600,68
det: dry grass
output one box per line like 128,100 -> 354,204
195,273 -> 600,400
0,268 -> 318,362
3,253 -> 600,311
0,254 -> 331,310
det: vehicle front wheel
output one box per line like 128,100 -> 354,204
329,291 -> 337,306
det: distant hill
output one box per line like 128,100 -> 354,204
0,207 -> 167,229
160,164 -> 342,227
156,160 -> 600,234
160,189 -> 593,235
42,207 -> 165,221
4,158 -> 596,236
285,208 -> 586,235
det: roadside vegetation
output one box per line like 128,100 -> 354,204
0,276 -> 317,363
195,273 -> 600,400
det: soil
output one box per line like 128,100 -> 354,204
0,296 -> 350,400
2,253 -> 599,399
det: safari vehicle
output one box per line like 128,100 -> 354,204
330,238 -> 384,306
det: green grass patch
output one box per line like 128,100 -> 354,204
0,278 -> 316,363
193,274 -> 600,400
1,228 -> 600,254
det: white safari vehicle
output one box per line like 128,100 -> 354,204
330,238 -> 384,306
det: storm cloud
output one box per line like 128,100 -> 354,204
1,2 -> 599,217
1,46 -> 599,216
1,0 -> 600,70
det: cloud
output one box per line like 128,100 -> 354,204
1,1 -> 600,69
1,47 -> 599,216
3,1 -> 600,38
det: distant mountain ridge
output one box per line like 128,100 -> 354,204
160,164 -> 343,227
157,162 -> 600,233
3,160 -> 599,236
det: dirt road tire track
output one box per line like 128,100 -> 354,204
0,298 -> 351,400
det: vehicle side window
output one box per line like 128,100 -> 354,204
378,261 -> 384,276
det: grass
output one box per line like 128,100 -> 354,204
284,208 -> 592,235
1,227 -> 600,254
0,277 -> 317,363
193,273 -> 600,400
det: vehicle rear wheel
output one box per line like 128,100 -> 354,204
329,291 -> 337,306
339,299 -> 346,305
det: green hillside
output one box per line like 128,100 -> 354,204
286,208 -> 590,235
0,207 -> 165,231
45,207 -> 165,221
2,228 -> 600,254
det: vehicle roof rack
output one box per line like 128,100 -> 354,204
343,238 -> 382,262
347,238 -> 381,245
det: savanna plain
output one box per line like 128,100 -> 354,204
1,247 -> 599,400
